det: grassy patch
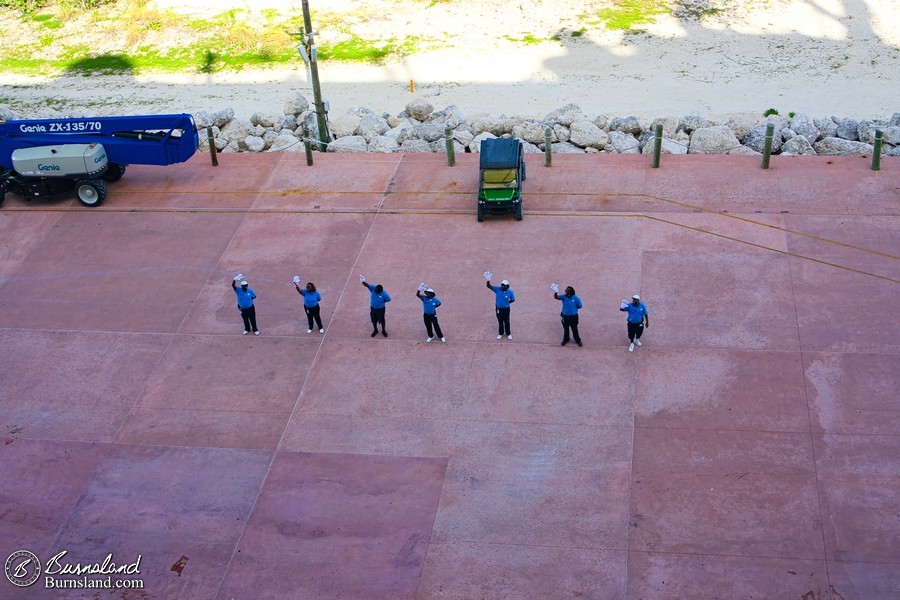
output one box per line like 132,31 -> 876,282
594,0 -> 669,31
504,34 -> 547,45
317,34 -> 422,63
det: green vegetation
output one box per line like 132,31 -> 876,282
763,108 -> 779,116
591,0 -> 669,31
317,35 -> 423,63
504,34 -> 548,45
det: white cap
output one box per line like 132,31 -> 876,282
241,281 -> 249,286
426,288 -> 434,293
632,294 -> 640,300
501,280 -> 510,285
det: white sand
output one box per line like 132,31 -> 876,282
3,0 -> 899,121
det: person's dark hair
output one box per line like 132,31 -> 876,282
566,286 -> 575,296
374,284 -> 383,294
306,282 -> 316,293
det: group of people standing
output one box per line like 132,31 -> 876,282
230,272 -> 650,351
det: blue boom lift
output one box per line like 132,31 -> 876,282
0,114 -> 199,207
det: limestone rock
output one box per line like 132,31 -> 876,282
813,137 -> 873,156
469,115 -> 514,136
569,120 -> 609,149
609,116 -> 643,136
431,139 -> 466,154
605,131 -> 641,154
193,111 -> 213,129
369,136 -> 400,153
550,142 -> 585,154
835,118 -> 859,140
814,117 -> 838,139
650,116 -> 680,138
283,90 -> 309,115
726,115 -> 759,142
220,118 -> 253,144
781,135 -> 817,156
210,108 -> 235,128
251,112 -> 277,128
641,137 -> 688,155
244,135 -> 266,152
358,114 -> 390,142
744,123 -> 783,153
593,114 -> 610,130
688,125 -> 740,154
727,145 -> 761,156
522,141 -> 542,154
330,113 -> 362,138
512,121 -> 553,145
267,132 -> 302,152
222,140 -> 240,153
454,130 -> 475,147
882,126 -> 900,146
891,113 -> 900,126
552,124 -> 570,143
788,113 -> 820,143
427,105 -> 465,129
400,139 -> 432,153
469,132 -> 498,152
678,115 -> 715,134
544,103 -> 586,127
406,98 -> 434,121
327,135 -> 369,153
417,123 -> 446,143
0,105 -> 18,121
384,122 -> 414,143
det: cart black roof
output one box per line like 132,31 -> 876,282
480,137 -> 521,169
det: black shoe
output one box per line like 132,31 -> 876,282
371,330 -> 378,337
561,340 -> 568,346
576,341 -> 583,347
382,330 -> 388,337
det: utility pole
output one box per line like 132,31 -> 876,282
301,0 -> 330,151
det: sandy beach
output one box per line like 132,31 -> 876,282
2,0 -> 899,121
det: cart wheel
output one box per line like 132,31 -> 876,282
101,164 -> 127,182
75,179 -> 107,207
515,202 -> 523,221
477,204 -> 485,222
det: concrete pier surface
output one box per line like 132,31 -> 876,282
1,152 -> 897,599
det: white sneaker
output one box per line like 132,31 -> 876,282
629,343 -> 635,352
243,330 -> 249,335
319,329 -> 325,334
634,338 -> 642,346
427,337 -> 433,342
307,329 -> 313,334
497,335 -> 503,340
507,335 -> 512,340
440,337 -> 446,343
254,331 -> 260,336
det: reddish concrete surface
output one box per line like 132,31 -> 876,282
0,152 -> 897,599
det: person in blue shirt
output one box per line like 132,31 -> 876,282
231,275 -> 259,335
484,271 -> 515,340
294,280 -> 324,334
552,283 -> 583,347
620,294 -> 649,352
360,275 -> 391,337
416,284 -> 446,343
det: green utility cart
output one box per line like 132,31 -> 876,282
477,137 -> 526,221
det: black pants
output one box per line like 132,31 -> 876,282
240,305 -> 258,332
424,313 -> 443,338
627,322 -> 644,341
370,307 -> 386,330
496,307 -> 511,336
561,314 -> 581,343
305,305 -> 323,330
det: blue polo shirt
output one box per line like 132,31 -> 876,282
234,286 -> 256,309
490,285 -> 515,308
558,293 -> 583,316
299,289 -> 321,308
622,302 -> 648,323
420,295 -> 441,315
367,284 -> 391,309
